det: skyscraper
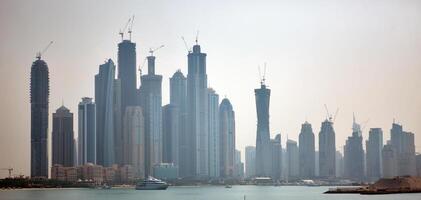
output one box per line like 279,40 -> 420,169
219,98 -> 235,178
382,142 -> 398,178
343,117 -> 365,181
299,121 -> 315,179
245,146 -> 256,178
113,79 -> 123,165
234,149 -> 244,178
287,139 -> 299,180
162,104 -> 179,165
123,106 -> 145,178
118,39 -> 137,111
78,97 -> 96,165
390,122 -> 416,176
271,134 -> 282,180
30,57 -> 49,178
207,88 -> 220,178
255,82 -> 272,177
140,55 -> 163,176
52,106 -> 74,167
169,70 -> 188,177
318,119 -> 336,178
366,128 -> 383,181
186,42 -> 208,177
95,59 -> 115,166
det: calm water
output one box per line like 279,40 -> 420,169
1,186 -> 420,200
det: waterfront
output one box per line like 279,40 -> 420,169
1,186 -> 421,200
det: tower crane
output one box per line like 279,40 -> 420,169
181,36 -> 192,53
36,41 -> 53,60
324,104 -> 339,122
127,15 -> 135,41
119,17 -> 131,41
148,45 -> 165,56
1,168 -> 13,178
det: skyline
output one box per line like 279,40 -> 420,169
1,0 -> 421,178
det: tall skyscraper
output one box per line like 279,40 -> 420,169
140,55 -> 163,176
207,88 -> 220,178
95,59 -> 115,167
318,119 -> 336,178
169,70 -> 188,177
287,139 -> 299,180
113,79 -> 123,165
298,121 -> 315,179
162,104 -> 179,165
343,116 -> 364,181
335,151 -> 344,178
382,142 -> 398,178
366,128 -> 383,181
118,39 -> 137,111
123,106 -> 145,178
186,42 -> 208,177
234,149 -> 244,178
219,98 -> 235,178
78,97 -> 96,165
390,122 -> 416,176
30,57 -> 49,178
271,134 -> 282,180
255,82 -> 272,177
245,146 -> 256,178
52,106 -> 74,167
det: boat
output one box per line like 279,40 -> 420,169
135,177 -> 169,190
225,185 -> 232,188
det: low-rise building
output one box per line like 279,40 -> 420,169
153,163 -> 178,180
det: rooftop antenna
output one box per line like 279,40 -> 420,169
119,17 -> 131,41
128,15 -> 135,41
181,36 -> 192,53
195,30 -> 199,45
149,45 -> 165,56
36,41 -> 53,60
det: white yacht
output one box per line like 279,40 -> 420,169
135,177 -> 169,190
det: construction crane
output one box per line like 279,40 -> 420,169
324,104 -> 339,122
119,17 -> 132,41
258,63 -> 267,85
36,41 -> 53,60
127,15 -> 135,41
1,168 -> 13,178
181,36 -> 192,53
148,45 -> 164,56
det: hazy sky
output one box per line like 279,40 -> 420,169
1,0 -> 420,178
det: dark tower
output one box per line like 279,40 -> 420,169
30,57 -> 49,178
118,40 -> 137,110
255,82 -> 271,177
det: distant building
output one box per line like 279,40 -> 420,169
219,98 -> 236,177
117,39 -> 137,116
245,146 -> 256,178
123,106 -> 145,179
119,164 -> 135,183
78,163 -> 104,184
366,128 -> 383,181
390,122 -> 416,176
113,79 -> 123,165
335,151 -> 344,178
207,88 -> 220,178
255,82 -> 272,177
416,154 -> 421,177
52,105 -> 74,167
78,97 -> 96,165
344,115 -> 365,181
287,139 -> 299,180
382,143 -> 398,178
170,70 -> 188,177
51,164 -> 77,182
234,150 -> 244,178
95,59 -> 116,167
139,55 -> 163,176
271,134 -> 282,180
299,121 -> 315,179
319,120 -> 336,178
162,104 -> 179,165
153,163 -> 179,180
30,57 -> 50,178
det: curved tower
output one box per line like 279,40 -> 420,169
255,82 -> 271,177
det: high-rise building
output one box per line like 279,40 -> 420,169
318,119 -> 336,178
255,82 -> 272,177
123,106 -> 145,178
95,59 -> 115,167
245,146 -> 256,178
30,57 -> 49,178
335,151 -> 344,178
78,97 -> 96,165
298,121 -> 315,179
118,39 -> 137,112
219,98 -> 235,178
343,115 -> 365,181
287,139 -> 299,180
234,149 -> 244,178
52,106 -> 74,167
139,55 -> 162,176
186,42 -> 208,177
169,70 -> 188,177
366,128 -> 383,181
382,143 -> 398,178
271,134 -> 282,180
390,122 -> 416,176
113,79 -> 123,165
207,88 -> 220,178
416,154 -> 421,177
162,104 -> 179,165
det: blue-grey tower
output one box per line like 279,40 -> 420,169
255,80 -> 271,177
299,121 -> 315,179
118,39 -> 137,114
30,55 -> 49,178
219,98 -> 235,177
78,97 -> 96,165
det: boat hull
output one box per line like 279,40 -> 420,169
135,184 -> 169,190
